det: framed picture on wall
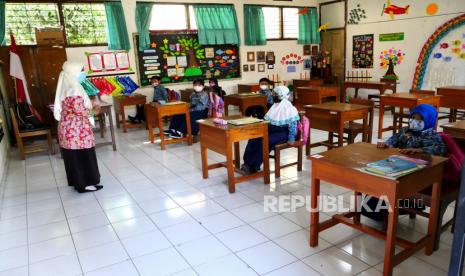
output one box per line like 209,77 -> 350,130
256,51 -> 266,62
266,52 -> 275,64
247,52 -> 255,62
243,64 -> 249,72
250,64 -> 255,71
303,45 -> 311,55
311,45 -> 319,56
258,64 -> 265,72
267,64 -> 274,70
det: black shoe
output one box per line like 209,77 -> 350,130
163,129 -> 173,135
169,131 -> 183,139
77,185 -> 104,193
241,164 -> 258,175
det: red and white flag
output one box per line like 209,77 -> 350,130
9,32 -> 31,104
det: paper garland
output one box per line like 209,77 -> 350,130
412,14 -> 465,89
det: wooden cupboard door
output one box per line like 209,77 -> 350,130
321,29 -> 345,85
35,46 -> 66,107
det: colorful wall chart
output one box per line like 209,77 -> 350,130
135,31 -> 240,86
86,51 -> 131,74
352,34 -> 374,68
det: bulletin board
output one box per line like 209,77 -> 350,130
352,34 -> 374,68
135,31 -> 240,86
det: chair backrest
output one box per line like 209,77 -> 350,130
9,107 -> 21,139
410,89 -> 435,95
297,114 -> 310,144
294,88 -> 321,111
208,92 -> 224,118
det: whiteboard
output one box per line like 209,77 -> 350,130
320,1 -> 346,29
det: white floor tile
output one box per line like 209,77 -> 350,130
176,236 -> 230,266
183,200 -> 225,219
121,230 -> 172,258
250,215 -> 301,239
302,247 -> 369,276
29,254 -> 82,276
274,229 -> 332,259
194,254 -> 258,276
112,216 -> 156,239
0,266 -> 28,276
104,204 -> 145,223
0,246 -> 28,272
236,241 -> 297,275
78,241 -> 129,272
28,220 -> 70,244
231,203 -> 276,223
171,190 -> 207,206
214,193 -> 255,210
216,225 -> 269,252
374,256 -> 447,276
29,235 -> 76,264
138,197 -> 178,214
0,229 -> 27,251
264,261 -> 320,276
149,207 -> 194,228
27,208 -> 66,228
72,225 -> 118,251
133,247 -> 190,276
85,260 -> 139,276
161,220 -> 210,245
68,212 -> 111,234
198,211 -> 244,234
338,234 -> 387,266
0,216 -> 27,235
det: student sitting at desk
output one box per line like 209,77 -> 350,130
166,79 -> 209,139
129,76 -> 168,123
245,77 -> 273,119
209,77 -> 226,99
363,104 -> 447,222
241,86 -> 300,174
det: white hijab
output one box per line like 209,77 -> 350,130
54,61 -> 92,124
264,86 -> 299,126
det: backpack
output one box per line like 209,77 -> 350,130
168,89 -> 180,102
14,103 -> 45,131
297,115 -> 310,144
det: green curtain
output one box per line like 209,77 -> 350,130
244,5 -> 266,46
298,7 -> 320,45
135,3 -> 153,51
0,0 -> 5,46
104,1 -> 130,50
193,4 -> 240,45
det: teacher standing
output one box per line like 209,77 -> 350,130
54,61 -> 102,193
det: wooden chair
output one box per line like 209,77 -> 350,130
344,98 -> 375,143
393,89 -> 436,132
10,107 -> 54,160
270,114 -> 305,178
294,89 -> 320,111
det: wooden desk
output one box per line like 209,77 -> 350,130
442,120 -> 465,140
437,86 -> 465,122
295,85 -> 340,110
343,80 -> 397,102
293,78 -> 325,88
224,93 -> 268,116
95,102 -> 116,151
238,83 -> 260,94
198,116 -> 270,193
309,143 -> 447,276
304,102 -> 370,154
378,93 -> 441,139
145,102 -> 192,150
113,94 -> 147,133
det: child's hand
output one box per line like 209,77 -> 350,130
377,141 -> 388,148
399,148 -> 423,155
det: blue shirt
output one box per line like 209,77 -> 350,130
153,85 -> 168,102
385,127 -> 447,156
259,88 -> 273,105
190,91 -> 209,111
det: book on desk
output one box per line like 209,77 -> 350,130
361,155 -> 427,179
227,117 -> 263,126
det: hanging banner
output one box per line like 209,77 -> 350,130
379,32 -> 405,42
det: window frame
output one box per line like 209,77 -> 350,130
148,3 -> 197,32
250,4 -> 306,41
5,0 -> 116,47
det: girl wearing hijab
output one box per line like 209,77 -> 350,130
378,103 -> 446,156
241,86 -> 300,174
208,78 -> 226,99
166,79 -> 210,139
54,61 -> 102,193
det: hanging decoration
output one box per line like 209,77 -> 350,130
426,3 -> 439,16
318,22 -> 331,32
381,0 -> 410,20
412,14 -> 465,89
347,4 -> 367,25
352,34 -> 374,68
379,48 -> 405,80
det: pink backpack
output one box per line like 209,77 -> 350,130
297,115 -> 310,144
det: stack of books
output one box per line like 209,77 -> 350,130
228,117 -> 263,126
362,155 -> 428,179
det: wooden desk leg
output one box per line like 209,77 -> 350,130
158,115 -> 166,150
225,104 -> 229,116
338,127 -> 344,148
426,180 -> 441,255
115,112 -> 120,129
108,111 -> 116,151
354,88 -> 359,98
342,86 -> 347,102
148,123 -> 154,143
383,196 -> 399,276
354,191 -> 361,223
226,141 -> 235,193
362,115 -> 368,143
306,133 -> 311,156
185,111 -> 193,146
378,102 -> 385,139
201,144 -> 209,179
99,114 -> 105,138
121,106 -> 128,133
310,177 -> 320,247
240,104 -> 246,116
262,125 -> 270,185
234,142 -> 240,169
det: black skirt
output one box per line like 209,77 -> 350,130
61,147 -> 101,192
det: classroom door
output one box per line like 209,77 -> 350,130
321,29 -> 345,85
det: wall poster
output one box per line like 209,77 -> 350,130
352,34 -> 374,68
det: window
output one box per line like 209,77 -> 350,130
5,3 -> 60,45
149,4 -> 197,31
62,3 -> 107,45
263,6 -> 300,40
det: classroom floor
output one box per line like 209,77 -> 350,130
0,109 -> 457,276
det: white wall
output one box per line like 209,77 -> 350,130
65,0 -> 319,104
345,0 -> 465,96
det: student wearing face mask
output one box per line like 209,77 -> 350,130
166,79 -> 209,139
129,76 -> 168,123
241,86 -> 300,174
245,78 -> 273,119
209,78 -> 226,99
377,104 -> 446,156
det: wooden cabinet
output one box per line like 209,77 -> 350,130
0,45 -> 67,130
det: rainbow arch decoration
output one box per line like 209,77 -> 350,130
412,13 -> 465,89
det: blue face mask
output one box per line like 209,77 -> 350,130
409,119 -> 425,131
77,72 -> 87,83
